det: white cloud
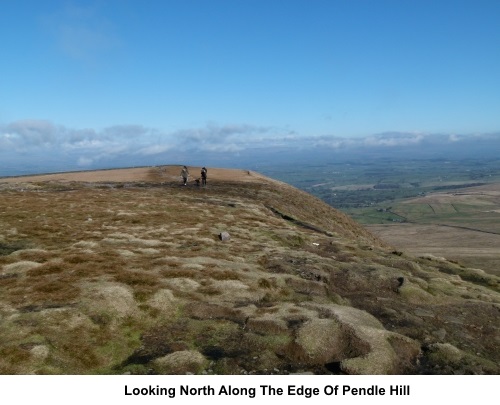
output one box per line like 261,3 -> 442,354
313,138 -> 352,149
201,143 -> 244,153
2,119 -> 500,175
77,157 -> 94,166
5,119 -> 57,146
363,132 -> 425,147
137,145 -> 173,156
173,124 -> 272,147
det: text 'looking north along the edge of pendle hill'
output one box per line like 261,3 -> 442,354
124,384 -> 411,398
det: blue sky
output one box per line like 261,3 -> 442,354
1,0 -> 499,173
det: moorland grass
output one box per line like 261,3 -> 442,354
1,172 -> 499,374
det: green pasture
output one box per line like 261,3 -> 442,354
260,157 -> 500,230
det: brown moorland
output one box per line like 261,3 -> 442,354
0,166 -> 498,375
367,183 -> 500,276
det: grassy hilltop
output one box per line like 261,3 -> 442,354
0,166 -> 499,374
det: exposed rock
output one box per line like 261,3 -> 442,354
219,231 -> 231,241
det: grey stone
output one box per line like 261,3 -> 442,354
219,231 -> 231,241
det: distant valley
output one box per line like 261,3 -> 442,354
259,157 -> 500,276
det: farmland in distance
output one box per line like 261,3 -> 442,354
259,157 -> 500,276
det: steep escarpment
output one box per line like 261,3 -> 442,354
0,166 -> 498,375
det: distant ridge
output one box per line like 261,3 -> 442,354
0,165 -> 153,179
0,165 -> 269,184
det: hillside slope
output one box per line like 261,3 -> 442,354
367,182 -> 500,276
0,166 -> 499,374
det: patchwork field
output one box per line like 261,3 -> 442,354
258,158 -> 500,277
367,183 -> 500,276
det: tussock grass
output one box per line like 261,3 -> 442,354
0,346 -> 31,374
29,277 -> 80,303
114,269 -> 160,286
11,248 -> 52,262
113,270 -> 162,302
159,268 -> 200,279
27,261 -> 66,276
204,269 -> 241,281
2,260 -> 42,275
152,350 -> 208,374
0,241 -> 32,256
0,169 -> 499,374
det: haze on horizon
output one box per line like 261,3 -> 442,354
1,1 -> 499,176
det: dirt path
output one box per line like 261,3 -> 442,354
0,166 -> 269,185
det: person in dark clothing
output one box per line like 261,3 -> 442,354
201,167 -> 207,186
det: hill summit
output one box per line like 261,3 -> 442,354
0,166 -> 499,374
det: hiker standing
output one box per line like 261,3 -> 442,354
180,165 -> 189,186
201,167 -> 207,186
